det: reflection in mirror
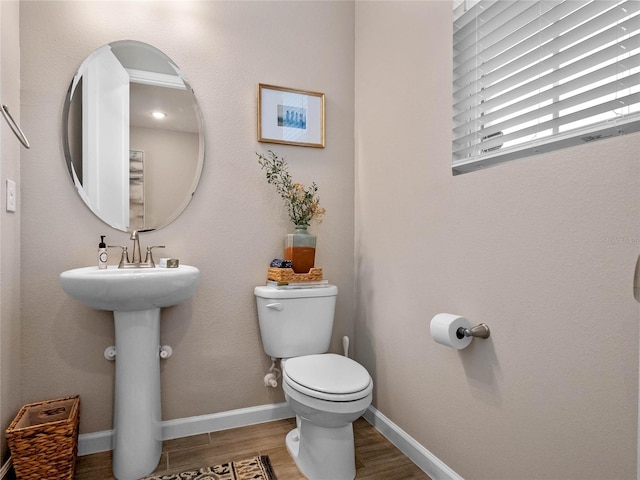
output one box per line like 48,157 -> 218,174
63,40 -> 204,232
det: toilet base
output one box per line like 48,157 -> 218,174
285,420 -> 355,480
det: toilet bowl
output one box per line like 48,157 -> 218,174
254,285 -> 373,480
282,354 -> 373,480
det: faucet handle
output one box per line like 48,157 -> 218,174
108,245 -> 130,268
144,245 -> 165,267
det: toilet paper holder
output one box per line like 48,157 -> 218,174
456,323 -> 490,340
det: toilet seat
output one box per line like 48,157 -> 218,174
283,354 -> 373,402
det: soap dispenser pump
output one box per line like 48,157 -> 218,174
98,235 -> 108,269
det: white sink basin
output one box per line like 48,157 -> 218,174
59,265 -> 200,312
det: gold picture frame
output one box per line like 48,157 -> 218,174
258,84 -> 325,148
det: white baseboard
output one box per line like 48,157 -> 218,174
76,403 -> 461,480
77,429 -> 113,456
162,402 -> 294,440
78,402 -> 295,456
363,406 -> 464,480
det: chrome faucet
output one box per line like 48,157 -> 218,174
110,229 -> 165,268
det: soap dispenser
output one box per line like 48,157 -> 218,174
98,235 -> 108,269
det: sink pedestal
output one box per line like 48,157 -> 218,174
112,309 -> 162,480
58,265 -> 200,479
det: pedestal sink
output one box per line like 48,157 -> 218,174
59,265 -> 200,480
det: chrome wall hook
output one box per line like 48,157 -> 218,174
456,323 -> 490,340
1,104 -> 30,149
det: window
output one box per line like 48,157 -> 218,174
452,0 -> 640,174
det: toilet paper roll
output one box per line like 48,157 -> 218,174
430,313 -> 473,349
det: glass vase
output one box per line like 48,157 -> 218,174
284,224 -> 316,274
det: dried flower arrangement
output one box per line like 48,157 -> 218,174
256,150 -> 326,226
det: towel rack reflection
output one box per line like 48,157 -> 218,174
1,104 -> 30,149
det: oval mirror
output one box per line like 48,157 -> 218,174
63,40 -> 205,232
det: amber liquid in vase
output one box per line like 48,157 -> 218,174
285,246 -> 316,274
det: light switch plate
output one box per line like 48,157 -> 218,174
6,179 -> 16,212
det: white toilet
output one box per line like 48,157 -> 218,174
254,285 -> 373,480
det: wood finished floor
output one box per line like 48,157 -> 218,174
74,417 -> 432,479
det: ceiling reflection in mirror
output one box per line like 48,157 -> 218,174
63,40 -> 204,232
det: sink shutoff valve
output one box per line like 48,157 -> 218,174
264,357 -> 281,388
104,346 -> 116,361
159,345 -> 173,359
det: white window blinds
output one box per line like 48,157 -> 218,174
452,0 -> 640,174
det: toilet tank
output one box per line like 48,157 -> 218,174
254,285 -> 338,358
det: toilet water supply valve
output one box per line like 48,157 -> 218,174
264,358 -> 282,387
103,345 -> 173,360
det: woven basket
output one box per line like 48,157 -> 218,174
268,267 -> 323,283
7,396 -> 80,480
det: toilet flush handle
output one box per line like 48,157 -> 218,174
266,303 -> 284,311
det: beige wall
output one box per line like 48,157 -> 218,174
19,1 -> 355,434
355,2 -> 639,479
0,0 -> 23,464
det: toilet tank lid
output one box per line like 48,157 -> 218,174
254,284 -> 338,299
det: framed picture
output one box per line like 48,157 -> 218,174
258,84 -> 325,148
